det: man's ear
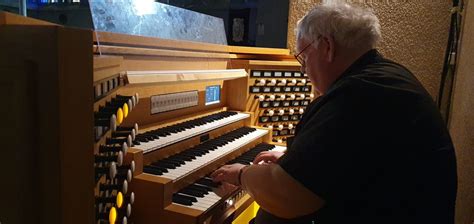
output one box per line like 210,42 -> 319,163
325,36 -> 336,63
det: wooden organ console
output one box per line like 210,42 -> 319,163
0,12 -> 313,224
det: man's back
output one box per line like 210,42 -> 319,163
276,50 -> 457,224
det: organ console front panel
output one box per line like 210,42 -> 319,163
1,12 -> 308,224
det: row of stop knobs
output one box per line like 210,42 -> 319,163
95,123 -> 138,224
94,94 -> 140,224
96,189 -> 134,224
95,94 -> 139,135
254,78 -> 310,86
264,123 -> 298,131
262,108 -> 305,117
95,123 -> 138,180
255,93 -> 314,101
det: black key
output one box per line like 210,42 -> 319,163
151,161 -> 176,169
172,154 -> 195,161
172,194 -> 193,206
175,193 -> 197,202
148,164 -> 169,173
160,159 -> 182,167
179,188 -> 205,198
187,185 -> 210,195
140,133 -> 158,140
143,166 -> 163,175
197,178 -> 220,188
135,137 -> 149,143
165,157 -> 186,165
192,183 -> 212,192
183,150 -> 205,157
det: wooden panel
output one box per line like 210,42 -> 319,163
248,60 -> 300,67
0,24 -> 93,224
0,25 -> 63,224
57,27 -> 94,224
126,69 -> 247,85
95,45 -> 237,59
0,11 -> 55,26
166,204 -> 202,218
129,174 -> 174,224
229,59 -> 301,71
94,31 -> 292,56
94,31 -> 231,53
233,54 -> 295,61
125,148 -> 143,176
94,55 -> 123,69
229,45 -> 290,55
93,56 -> 123,83
223,77 -> 249,112
120,55 -> 229,71
93,67 -> 121,84
0,65 -> 39,224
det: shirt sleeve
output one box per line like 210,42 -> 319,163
240,164 -> 324,219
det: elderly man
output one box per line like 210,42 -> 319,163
212,3 -> 457,224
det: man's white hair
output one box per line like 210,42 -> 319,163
296,2 -> 381,50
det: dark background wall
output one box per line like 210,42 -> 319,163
0,0 -> 289,48
156,0 -> 289,48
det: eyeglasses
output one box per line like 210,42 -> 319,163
294,40 -> 314,66
294,36 -> 321,66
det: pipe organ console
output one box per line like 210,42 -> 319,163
1,12 -> 312,224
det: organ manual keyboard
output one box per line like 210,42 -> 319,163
133,111 -> 251,153
1,12 -> 296,224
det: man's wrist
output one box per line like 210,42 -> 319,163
238,165 -> 249,186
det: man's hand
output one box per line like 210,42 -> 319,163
211,163 -> 247,186
253,151 -> 284,164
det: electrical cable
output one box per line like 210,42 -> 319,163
437,0 -> 463,124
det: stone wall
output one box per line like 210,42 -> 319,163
287,0 -> 451,98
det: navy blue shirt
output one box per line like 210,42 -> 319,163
260,49 -> 457,224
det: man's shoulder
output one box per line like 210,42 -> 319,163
338,57 -> 429,100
